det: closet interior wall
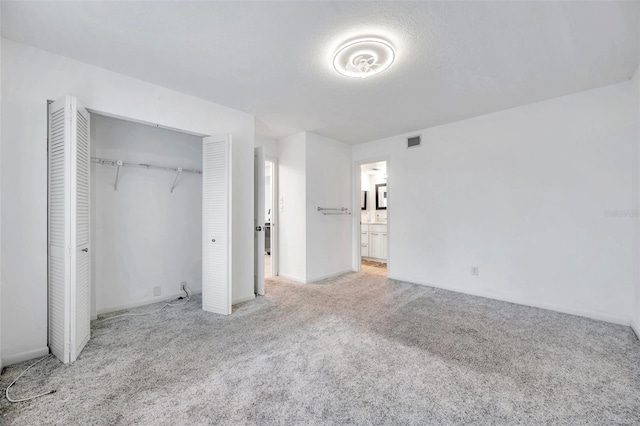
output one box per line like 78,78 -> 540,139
90,115 -> 203,317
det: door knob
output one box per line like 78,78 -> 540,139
82,248 -> 88,252
211,238 -> 216,242
256,226 -> 262,231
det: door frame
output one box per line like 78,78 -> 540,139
254,146 -> 265,296
352,156 -> 390,276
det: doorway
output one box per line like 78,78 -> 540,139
89,113 -> 204,318
264,157 -> 278,279
359,161 -> 388,276
253,151 -> 278,295
264,159 -> 274,278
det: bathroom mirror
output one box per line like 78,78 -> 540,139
375,183 -> 387,210
361,190 -> 367,210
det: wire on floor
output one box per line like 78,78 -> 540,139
5,354 -> 56,403
97,287 -> 190,322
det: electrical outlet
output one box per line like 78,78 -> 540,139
471,266 -> 479,276
153,286 -> 161,296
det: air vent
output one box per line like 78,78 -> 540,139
407,135 -> 422,148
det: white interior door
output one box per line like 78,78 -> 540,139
254,146 -> 265,295
202,136 -> 232,315
48,95 -> 91,364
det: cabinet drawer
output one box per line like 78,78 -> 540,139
361,232 -> 368,244
360,224 -> 368,232
370,224 -> 387,233
361,244 -> 369,257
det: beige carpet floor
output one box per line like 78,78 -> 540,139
1,270 -> 639,424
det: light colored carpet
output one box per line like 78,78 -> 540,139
1,270 -> 639,425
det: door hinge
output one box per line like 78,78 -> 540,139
68,247 -> 72,257
68,341 -> 73,353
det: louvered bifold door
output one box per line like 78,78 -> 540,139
48,96 -> 91,364
202,136 -> 232,315
48,97 -> 72,363
71,99 -> 91,362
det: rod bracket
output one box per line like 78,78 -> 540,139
170,167 -> 183,193
114,160 -> 123,190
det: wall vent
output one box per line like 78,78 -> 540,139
407,135 -> 422,148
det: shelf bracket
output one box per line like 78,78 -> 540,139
170,167 -> 182,193
114,160 -> 123,190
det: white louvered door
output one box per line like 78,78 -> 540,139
48,98 -> 72,363
202,136 -> 232,315
48,96 -> 91,364
71,100 -> 91,362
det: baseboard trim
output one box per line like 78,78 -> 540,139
390,274 -> 631,326
631,320 -> 640,340
232,294 -> 255,305
3,346 -> 49,367
279,270 -> 354,284
306,269 -> 354,283
278,272 -> 306,284
96,288 -> 202,316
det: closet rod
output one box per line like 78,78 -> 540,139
91,157 -> 202,175
317,207 -> 351,215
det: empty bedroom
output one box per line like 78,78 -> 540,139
1,1 -> 639,424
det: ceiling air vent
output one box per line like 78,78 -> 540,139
407,135 -> 422,149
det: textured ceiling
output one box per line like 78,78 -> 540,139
2,1 -> 638,144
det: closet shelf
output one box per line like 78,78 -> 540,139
91,157 -> 202,192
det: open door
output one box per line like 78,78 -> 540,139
254,146 -> 265,295
202,136 -> 232,315
48,95 -> 91,364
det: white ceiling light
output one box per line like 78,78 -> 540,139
333,38 -> 395,78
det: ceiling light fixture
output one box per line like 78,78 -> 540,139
333,38 -> 395,78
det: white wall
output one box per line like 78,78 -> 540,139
1,39 -> 254,365
277,132 -> 352,283
256,134 -> 277,224
305,133 -> 352,281
353,81 -> 638,325
255,134 -> 278,158
91,115 -> 202,316
277,132 -> 307,282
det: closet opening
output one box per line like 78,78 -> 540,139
47,94 -> 233,363
89,113 -> 204,319
359,161 -> 388,277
